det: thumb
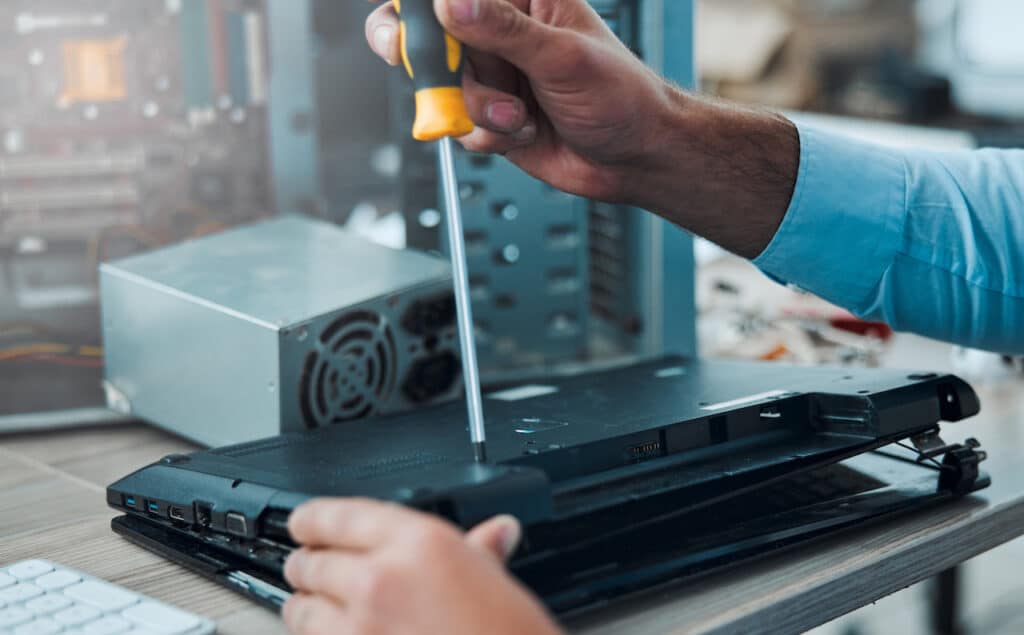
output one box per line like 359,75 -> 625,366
465,514 -> 522,563
434,0 -> 556,76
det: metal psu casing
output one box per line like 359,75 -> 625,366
100,216 -> 460,446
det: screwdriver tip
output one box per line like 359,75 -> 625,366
473,442 -> 488,464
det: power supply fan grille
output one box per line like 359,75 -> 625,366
300,310 -> 398,428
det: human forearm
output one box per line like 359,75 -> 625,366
622,88 -> 801,259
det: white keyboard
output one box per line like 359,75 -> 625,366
0,560 -> 215,635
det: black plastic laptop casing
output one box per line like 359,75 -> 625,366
107,357 -> 986,614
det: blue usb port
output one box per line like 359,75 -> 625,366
125,496 -> 136,508
147,501 -> 160,513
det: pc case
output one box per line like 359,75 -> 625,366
100,216 -> 461,446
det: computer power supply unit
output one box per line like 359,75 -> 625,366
100,216 -> 461,446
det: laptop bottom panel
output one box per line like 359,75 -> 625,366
110,450 -> 988,618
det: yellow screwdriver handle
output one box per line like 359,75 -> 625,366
395,0 -> 475,141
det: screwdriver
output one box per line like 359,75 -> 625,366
395,0 -> 487,463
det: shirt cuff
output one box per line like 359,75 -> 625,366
752,124 -> 908,311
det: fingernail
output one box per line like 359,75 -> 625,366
497,515 -> 522,558
512,123 -> 536,143
372,25 -> 395,61
448,0 -> 479,24
486,101 -> 521,130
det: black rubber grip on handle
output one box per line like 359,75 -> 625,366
397,0 -> 463,90
396,0 -> 473,140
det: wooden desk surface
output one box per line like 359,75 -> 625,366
3,381 -> 1023,635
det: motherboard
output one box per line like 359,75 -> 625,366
0,0 -> 271,333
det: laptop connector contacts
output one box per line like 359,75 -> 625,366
629,440 -> 662,462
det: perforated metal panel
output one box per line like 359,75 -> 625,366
443,154 -> 590,369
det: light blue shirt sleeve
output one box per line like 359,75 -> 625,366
753,125 -> 1024,354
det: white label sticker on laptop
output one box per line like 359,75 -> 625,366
488,385 -> 559,402
700,390 -> 791,412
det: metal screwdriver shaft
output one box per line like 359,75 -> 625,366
395,0 -> 486,462
438,137 -> 487,463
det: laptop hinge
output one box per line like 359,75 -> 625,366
910,429 -> 987,495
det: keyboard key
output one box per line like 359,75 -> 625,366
0,606 -> 33,627
81,615 -> 133,634
14,617 -> 62,634
0,584 -> 44,603
25,594 -> 72,615
122,602 -> 201,634
35,570 -> 81,591
64,581 -> 138,612
0,572 -> 16,589
7,562 -> 54,581
53,604 -> 101,626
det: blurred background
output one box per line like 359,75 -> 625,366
694,0 -> 1024,371
1,0 -> 1023,632
697,2 -> 1024,634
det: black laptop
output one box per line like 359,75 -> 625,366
106,357 -> 988,616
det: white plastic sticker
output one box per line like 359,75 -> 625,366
488,385 -> 559,402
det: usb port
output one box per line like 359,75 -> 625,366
124,495 -> 136,508
168,506 -> 186,522
147,501 -> 160,514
